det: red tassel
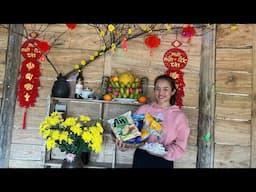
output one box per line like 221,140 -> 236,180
22,109 -> 27,130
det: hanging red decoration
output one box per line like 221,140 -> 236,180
145,34 -> 160,48
165,69 -> 185,108
163,43 -> 188,108
18,33 -> 42,129
38,41 -> 51,53
121,37 -> 127,52
163,48 -> 188,70
20,39 -> 42,60
145,35 -> 161,56
165,69 -> 184,83
181,26 -> 196,38
66,24 -> 77,30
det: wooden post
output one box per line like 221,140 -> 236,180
0,24 -> 24,167
250,24 -> 256,167
196,24 -> 216,168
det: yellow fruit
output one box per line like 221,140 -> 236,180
118,72 -> 134,86
134,77 -> 140,83
112,76 -> 119,82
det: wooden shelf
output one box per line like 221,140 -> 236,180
44,159 -> 132,168
44,97 -> 141,168
51,97 -> 142,106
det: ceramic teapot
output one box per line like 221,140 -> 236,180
81,88 -> 94,99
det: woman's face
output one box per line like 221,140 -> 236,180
154,79 -> 175,105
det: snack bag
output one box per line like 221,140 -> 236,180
143,112 -> 163,137
108,111 -> 141,141
132,114 -> 145,131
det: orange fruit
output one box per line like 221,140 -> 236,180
103,94 -> 112,101
138,96 -> 147,104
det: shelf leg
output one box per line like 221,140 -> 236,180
111,144 -> 116,168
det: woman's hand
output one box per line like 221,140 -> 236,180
115,139 -> 129,152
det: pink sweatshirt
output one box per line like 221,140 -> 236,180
134,102 -> 190,161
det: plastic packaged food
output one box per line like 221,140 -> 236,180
108,111 -> 141,141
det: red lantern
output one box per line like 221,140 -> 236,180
145,35 -> 160,56
38,41 -> 51,53
145,35 -> 160,49
182,26 -> 196,38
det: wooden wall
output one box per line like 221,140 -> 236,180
1,24 -> 253,168
214,24 -> 254,168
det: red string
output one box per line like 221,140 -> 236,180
150,49 -> 153,56
22,109 -> 27,130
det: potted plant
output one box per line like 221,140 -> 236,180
39,111 -> 103,168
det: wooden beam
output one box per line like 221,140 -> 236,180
196,24 -> 216,168
0,24 -> 23,167
250,24 -> 256,167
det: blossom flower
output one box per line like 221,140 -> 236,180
39,111 -> 103,155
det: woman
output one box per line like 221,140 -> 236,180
116,74 -> 190,168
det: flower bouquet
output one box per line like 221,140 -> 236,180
39,111 -> 104,156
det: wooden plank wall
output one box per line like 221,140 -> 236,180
108,32 -> 201,168
214,24 -> 253,167
0,24 -> 201,168
9,24 -> 104,168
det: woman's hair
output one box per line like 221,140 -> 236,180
154,74 -> 177,105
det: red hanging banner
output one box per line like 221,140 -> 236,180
18,32 -> 42,129
163,47 -> 188,108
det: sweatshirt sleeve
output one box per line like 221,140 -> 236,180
164,114 -> 190,161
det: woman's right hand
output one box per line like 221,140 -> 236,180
115,139 -> 129,152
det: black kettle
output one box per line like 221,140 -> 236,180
51,73 -> 70,98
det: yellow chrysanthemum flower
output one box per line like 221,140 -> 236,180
70,124 -> 82,136
39,111 -> 103,155
80,115 -> 91,123
46,138 -> 57,150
